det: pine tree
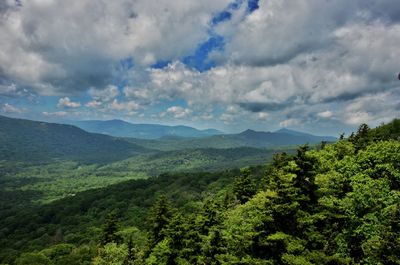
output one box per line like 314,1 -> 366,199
233,168 -> 256,204
272,152 -> 290,168
197,198 -> 220,234
124,236 -> 135,265
352,123 -> 371,151
293,145 -> 318,207
147,194 -> 173,248
101,212 -> 122,246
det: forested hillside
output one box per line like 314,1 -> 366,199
0,115 -> 149,163
1,120 -> 399,264
125,129 -> 336,151
0,116 -> 282,204
0,147 -> 277,204
67,119 -> 222,139
2,0 -> 398,264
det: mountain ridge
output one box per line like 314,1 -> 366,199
0,115 -> 337,164
0,115 -> 149,163
65,119 -> 223,139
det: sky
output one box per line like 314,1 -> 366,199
0,0 -> 399,135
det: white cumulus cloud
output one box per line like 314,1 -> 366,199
57,97 -> 81,108
2,103 -> 22,113
162,106 -> 192,119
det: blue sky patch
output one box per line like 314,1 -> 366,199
183,35 -> 224,72
228,0 -> 244,10
151,60 -> 172,69
247,0 -> 259,13
212,11 -> 232,26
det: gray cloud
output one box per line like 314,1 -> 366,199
238,102 -> 286,112
124,14 -> 400,130
1,0 -> 399,134
217,0 -> 400,67
2,103 -> 22,113
0,0 -> 230,95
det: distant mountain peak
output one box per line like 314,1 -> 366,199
109,119 -> 125,122
275,128 -> 309,136
240,129 -> 259,135
235,127 -> 336,143
65,119 -> 223,139
275,128 -> 337,139
276,128 -> 295,133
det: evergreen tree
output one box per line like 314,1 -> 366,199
271,152 -> 290,168
124,237 -> 134,265
163,213 -> 199,264
319,140 -> 327,150
197,198 -> 221,234
101,212 -> 122,245
293,144 -> 318,207
233,168 -> 256,204
146,194 -> 173,248
352,123 -> 371,151
200,226 -> 225,265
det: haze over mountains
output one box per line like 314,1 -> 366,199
1,114 -> 297,204
0,115 -> 337,164
1,0 -> 399,262
0,115 -> 148,163
66,119 -> 222,139
1,114 -> 398,265
0,113 -> 338,205
66,118 -> 336,142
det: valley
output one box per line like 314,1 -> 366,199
0,117 -> 398,264
1,1 -> 399,263
2,115 -> 329,204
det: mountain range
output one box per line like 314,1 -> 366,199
0,115 -> 148,163
126,128 -> 337,151
66,119 -> 336,144
66,119 -> 222,139
0,115 -> 336,164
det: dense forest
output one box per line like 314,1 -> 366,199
0,115 -> 294,204
1,119 -> 399,264
2,0 -> 399,264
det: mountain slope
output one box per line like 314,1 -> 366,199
67,119 -> 222,139
0,146 -> 285,204
99,147 -> 281,176
275,128 -> 337,140
237,128 -> 337,145
0,115 -> 149,163
126,129 -> 337,151
2,120 -> 399,264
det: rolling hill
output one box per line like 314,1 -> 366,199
126,128 -> 337,151
0,115 -> 149,163
2,120 -> 399,264
0,115 -> 335,164
0,115 -> 289,204
98,146 -> 281,176
66,119 -> 222,139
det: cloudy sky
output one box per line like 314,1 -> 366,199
1,0 -> 399,135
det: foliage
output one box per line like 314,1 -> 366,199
0,147 -> 279,204
125,129 -> 334,151
102,213 -> 122,245
146,195 -> 174,248
2,119 -> 400,264
0,168 -> 246,263
92,243 -> 128,265
0,115 -> 148,164
233,168 -> 256,204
